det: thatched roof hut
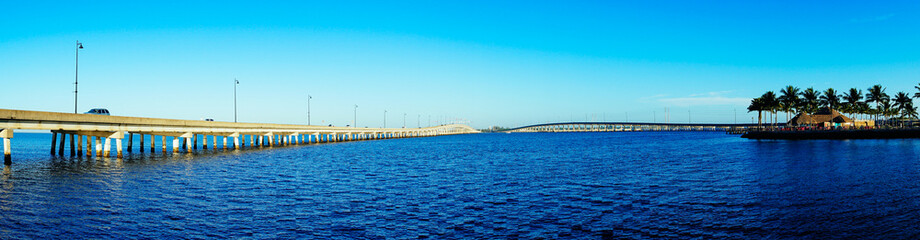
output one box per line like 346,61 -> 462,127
788,108 -> 853,126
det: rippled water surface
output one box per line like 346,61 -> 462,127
2,132 -> 920,239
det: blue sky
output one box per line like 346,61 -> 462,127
2,1 -> 919,128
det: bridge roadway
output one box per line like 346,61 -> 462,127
0,108 -> 479,164
506,121 -> 771,133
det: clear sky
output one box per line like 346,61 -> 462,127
2,1 -> 919,129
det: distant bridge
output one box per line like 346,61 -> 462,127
0,109 -> 479,164
506,122 -> 781,133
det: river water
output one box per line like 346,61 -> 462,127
1,131 -> 919,239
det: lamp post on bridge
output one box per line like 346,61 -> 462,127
74,41 -> 83,114
354,105 -> 358,128
384,110 -> 387,128
234,79 -> 239,122
307,95 -> 312,125
403,113 -> 406,128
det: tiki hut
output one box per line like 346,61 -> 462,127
788,108 -> 853,126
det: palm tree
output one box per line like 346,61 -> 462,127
820,88 -> 841,109
866,84 -> 889,121
843,88 -> 863,119
779,86 -> 801,121
913,83 -> 920,99
761,91 -> 779,126
903,105 -> 919,119
748,97 -> 765,128
801,87 -> 820,114
879,99 -> 893,121
894,92 -> 912,113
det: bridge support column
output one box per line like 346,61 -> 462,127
3,137 -> 10,165
50,132 -> 57,155
94,137 -> 102,157
139,134 -> 145,153
116,138 -> 123,158
148,135 -> 154,152
2,129 -> 12,165
223,136 -> 228,150
186,137 -> 193,152
212,136 -> 217,150
250,135 -> 255,147
127,133 -> 133,153
234,136 -> 240,150
103,137 -> 111,157
86,136 -> 92,157
76,135 -> 83,156
161,136 -> 167,152
58,133 -> 65,156
172,137 -> 179,153
193,134 -> 198,150
69,133 -> 75,156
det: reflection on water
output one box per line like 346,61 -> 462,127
1,132 -> 920,239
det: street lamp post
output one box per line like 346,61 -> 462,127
307,95 -> 312,125
384,110 -> 387,128
74,41 -> 83,114
234,79 -> 239,122
353,105 -> 358,128
403,113 -> 406,128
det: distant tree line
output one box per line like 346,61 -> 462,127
747,84 -> 920,126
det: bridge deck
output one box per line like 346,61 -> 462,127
507,121 -> 781,132
0,109 -> 479,164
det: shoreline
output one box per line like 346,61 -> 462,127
741,128 -> 920,139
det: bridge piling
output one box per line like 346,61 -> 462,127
193,134 -> 198,150
222,136 -> 228,150
186,137 -> 193,152
234,136 -> 240,150
161,136 -> 167,152
103,137 -> 111,158
85,136 -> 92,157
58,133 -> 65,156
50,132 -> 58,155
127,133 -> 133,153
116,138 -> 123,158
172,137 -> 179,153
1,129 -> 12,165
139,134 -> 144,153
150,135 -> 156,152
76,135 -> 83,156
69,133 -> 75,156
3,137 -> 10,165
94,137 -> 101,157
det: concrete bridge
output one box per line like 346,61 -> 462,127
0,108 -> 479,164
506,122 -> 770,133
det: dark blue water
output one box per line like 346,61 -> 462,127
2,132 -> 920,239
